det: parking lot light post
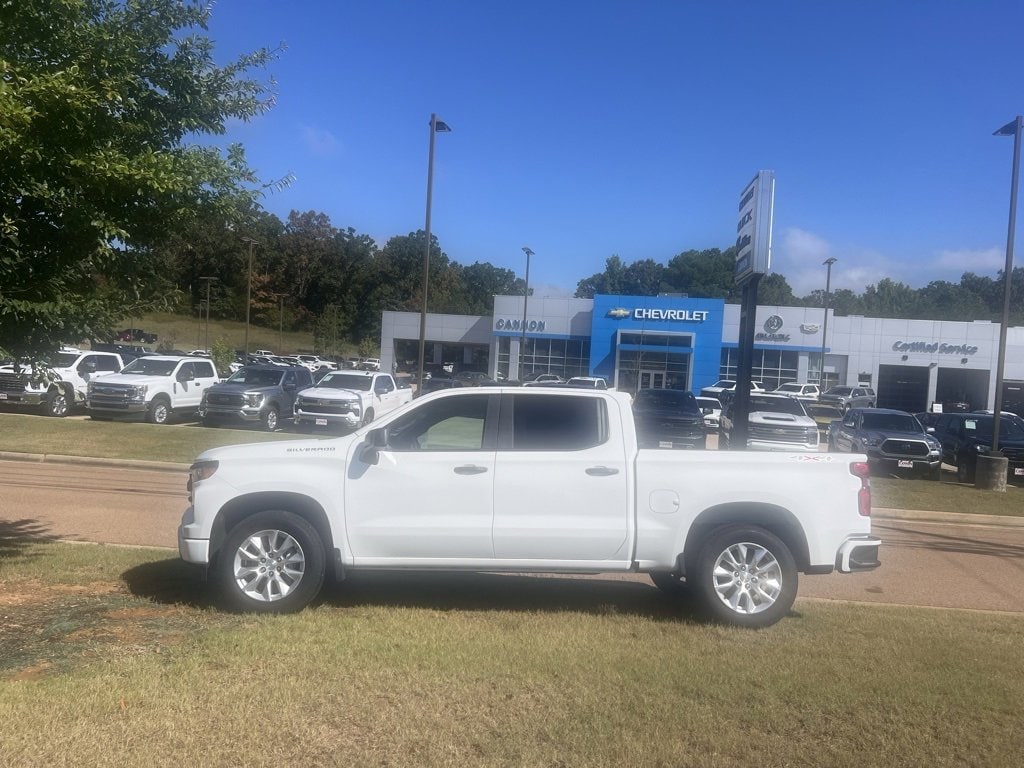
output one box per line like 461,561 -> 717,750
199,276 -> 217,353
520,246 -> 534,377
977,115 -> 1022,491
274,293 -> 285,353
241,238 -> 260,358
819,257 -> 837,389
417,114 -> 451,395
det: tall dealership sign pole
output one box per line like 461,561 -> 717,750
732,171 -> 775,450
977,116 -> 1022,491
240,238 -> 260,358
520,246 -> 534,377
819,257 -> 837,388
417,114 -> 452,395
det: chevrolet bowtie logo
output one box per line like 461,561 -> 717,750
607,308 -> 631,318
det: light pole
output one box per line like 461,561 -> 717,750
273,293 -> 285,353
520,246 -> 534,378
240,237 -> 260,358
819,257 -> 837,389
990,116 -> 1022,462
416,113 -> 452,395
198,276 -> 217,353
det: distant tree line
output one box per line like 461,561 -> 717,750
575,249 -> 1024,326
162,217 -> 1024,356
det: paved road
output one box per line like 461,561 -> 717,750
2,458 -> 1023,613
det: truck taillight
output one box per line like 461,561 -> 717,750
850,461 -> 871,517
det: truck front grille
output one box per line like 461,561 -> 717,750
880,439 -> 930,457
297,398 -> 354,415
0,372 -> 28,392
207,393 -> 244,407
749,424 -> 812,441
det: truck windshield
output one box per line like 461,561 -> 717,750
121,358 -> 177,376
320,374 -> 372,391
45,353 -> 80,368
748,396 -> 807,416
227,369 -> 284,387
861,413 -> 921,432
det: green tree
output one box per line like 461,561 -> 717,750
575,255 -> 628,298
0,0 -> 279,361
662,248 -> 741,301
449,262 -> 525,315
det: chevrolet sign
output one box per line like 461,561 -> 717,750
608,307 -> 709,322
607,308 -> 631,318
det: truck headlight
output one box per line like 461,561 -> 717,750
87,381 -> 95,395
187,460 -> 219,504
245,393 -> 264,407
131,385 -> 148,399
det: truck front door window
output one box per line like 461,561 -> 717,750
388,394 -> 490,451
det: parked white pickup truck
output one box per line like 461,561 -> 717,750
0,347 -> 124,416
292,371 -> 412,430
180,388 -> 880,627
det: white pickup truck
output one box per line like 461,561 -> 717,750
180,388 -> 880,628
292,371 -> 412,430
0,348 -> 124,416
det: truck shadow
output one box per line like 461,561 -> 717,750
122,558 -> 714,623
875,522 -> 1024,558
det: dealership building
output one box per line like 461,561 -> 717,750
381,294 -> 1024,414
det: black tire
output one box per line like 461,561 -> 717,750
217,510 -> 326,614
691,525 -> 797,629
361,408 -> 375,427
650,571 -> 689,597
146,396 -> 171,424
261,405 -> 279,432
44,388 -> 70,417
956,455 -> 974,484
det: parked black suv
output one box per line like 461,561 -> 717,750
828,408 -> 941,479
199,364 -> 312,431
632,388 -> 706,449
933,412 -> 1024,484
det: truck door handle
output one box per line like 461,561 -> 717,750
586,466 -> 619,476
454,465 -> 488,475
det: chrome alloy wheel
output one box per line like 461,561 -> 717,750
233,529 -> 306,602
711,542 -> 783,615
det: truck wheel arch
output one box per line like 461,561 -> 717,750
210,492 -> 338,578
683,503 -> 810,575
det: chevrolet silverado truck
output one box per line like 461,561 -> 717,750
180,388 -> 880,628
292,370 -> 412,431
0,348 -> 124,416
86,355 -> 219,424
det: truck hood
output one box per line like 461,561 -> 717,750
207,382 -> 283,395
297,386 -> 365,402
95,373 -> 174,387
749,411 -> 816,428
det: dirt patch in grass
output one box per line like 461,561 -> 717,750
0,578 -> 218,680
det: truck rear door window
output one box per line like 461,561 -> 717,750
510,394 -> 607,450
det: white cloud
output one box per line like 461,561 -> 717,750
301,125 -> 340,157
935,247 -> 1004,273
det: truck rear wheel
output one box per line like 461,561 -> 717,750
692,525 -> 797,628
218,510 -> 326,614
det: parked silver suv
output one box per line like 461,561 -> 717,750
819,385 -> 876,413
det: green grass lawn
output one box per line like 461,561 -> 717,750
0,542 -> 1021,767
112,311 -> 321,356
0,412 -> 309,464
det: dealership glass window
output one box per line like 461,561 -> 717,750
497,336 -> 511,379
719,348 -> 798,390
617,350 -> 691,394
520,336 -> 590,379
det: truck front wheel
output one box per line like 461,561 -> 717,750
693,525 -> 797,628
44,387 -> 70,417
218,510 -> 326,614
146,396 -> 171,424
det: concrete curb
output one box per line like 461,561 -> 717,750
1,451 -> 1022,527
0,451 -> 188,473
873,507 -> 1024,528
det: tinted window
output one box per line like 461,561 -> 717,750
194,361 -> 216,378
95,355 -> 120,372
121,358 -> 177,376
633,389 -> 698,411
747,395 -> 808,416
512,394 -> 606,450
387,394 -> 489,451
861,413 -> 920,432
321,373 -> 373,391
228,368 -> 284,386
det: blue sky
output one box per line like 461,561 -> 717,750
206,1 -> 1023,299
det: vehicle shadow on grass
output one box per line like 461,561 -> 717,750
122,558 -> 716,624
875,522 -> 1024,558
0,519 -> 54,560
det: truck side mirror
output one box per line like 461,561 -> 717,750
362,427 -> 388,465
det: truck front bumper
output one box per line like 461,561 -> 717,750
200,404 -> 264,422
836,536 -> 882,573
294,410 -> 361,428
178,506 -> 210,564
0,390 -> 45,406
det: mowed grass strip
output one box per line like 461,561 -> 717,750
872,474 -> 1024,517
0,412 -> 310,464
1,543 -> 1022,767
